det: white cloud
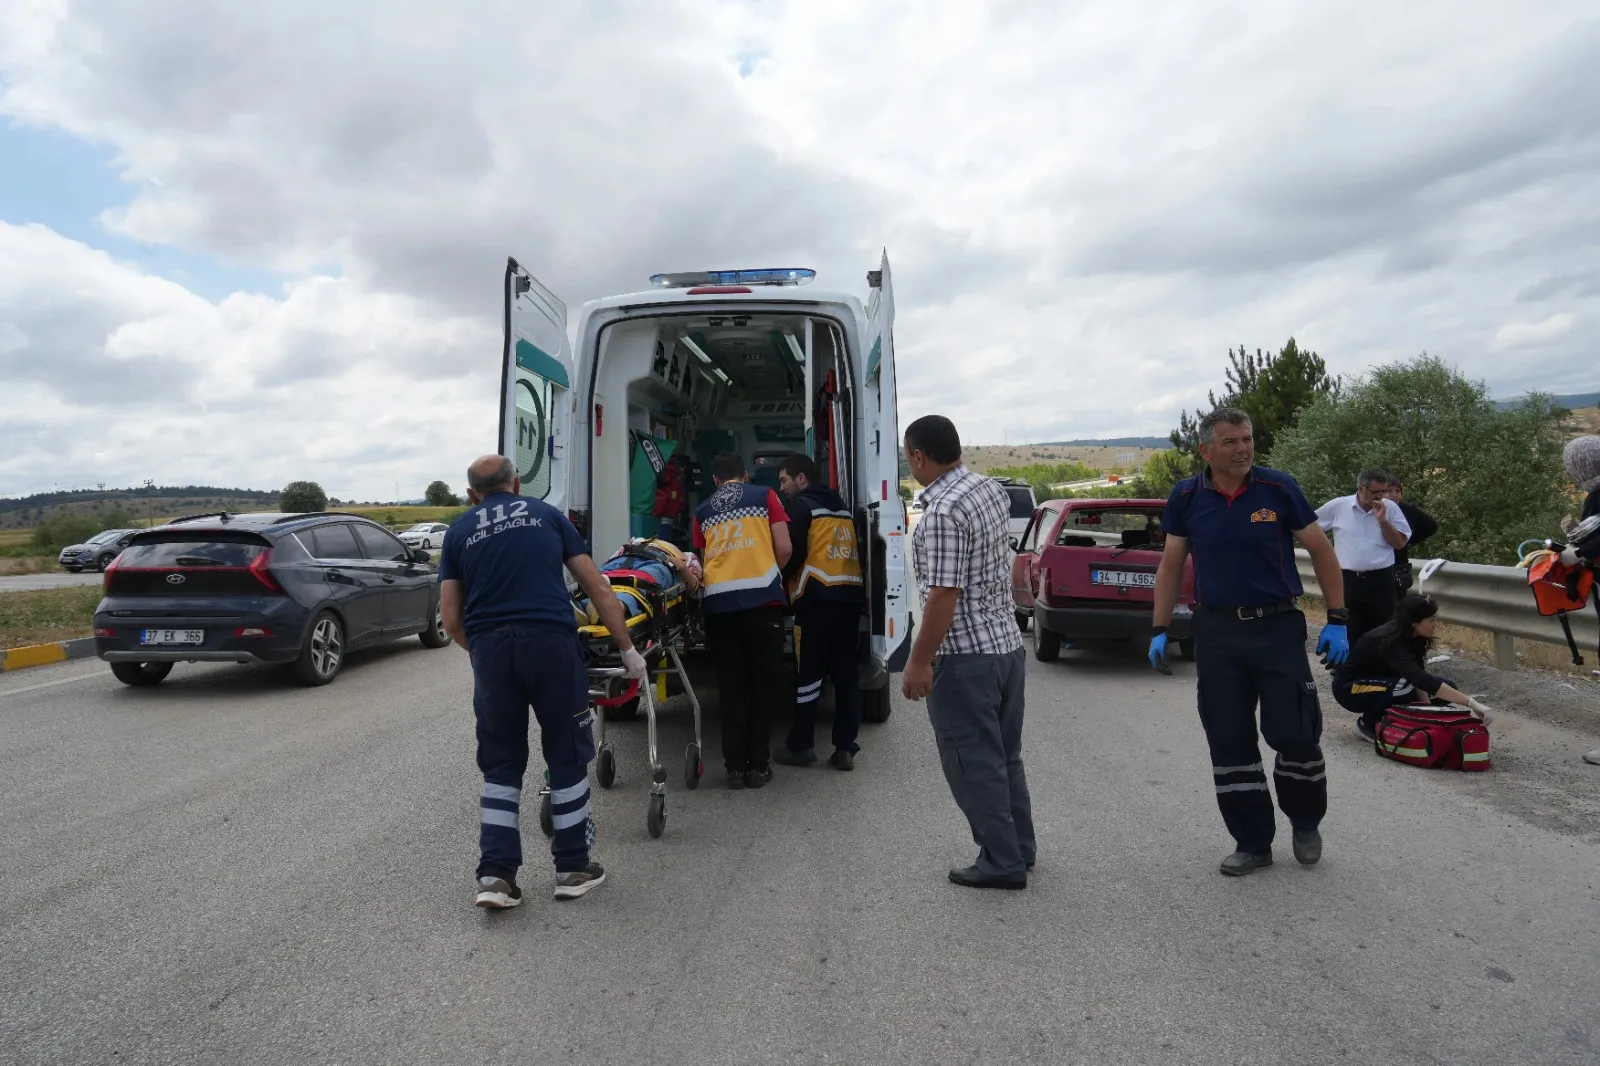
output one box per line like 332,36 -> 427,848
1492,312 -> 1577,351
1,0 -> 1598,496
0,223 -> 495,500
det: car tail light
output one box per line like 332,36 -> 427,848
232,627 -> 273,637
103,556 -> 118,593
249,550 -> 285,594
94,627 -> 115,638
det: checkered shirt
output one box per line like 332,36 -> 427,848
912,465 -> 1024,657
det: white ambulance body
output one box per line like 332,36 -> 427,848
498,258 -> 910,721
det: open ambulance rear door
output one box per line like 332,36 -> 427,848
499,258 -> 577,517
861,251 -> 911,720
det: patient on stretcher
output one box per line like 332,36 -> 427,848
573,539 -> 701,632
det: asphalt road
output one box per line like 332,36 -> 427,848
0,570 -> 104,591
2,638 -> 1598,1065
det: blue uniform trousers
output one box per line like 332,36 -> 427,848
1194,608 -> 1327,855
470,624 -> 594,878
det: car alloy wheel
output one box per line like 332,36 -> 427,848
309,617 -> 343,677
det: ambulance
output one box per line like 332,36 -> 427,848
498,256 -> 911,722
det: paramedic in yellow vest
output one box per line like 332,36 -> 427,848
773,453 -> 866,772
693,452 -> 793,789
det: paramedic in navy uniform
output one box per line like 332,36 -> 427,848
439,455 -> 645,910
1149,409 -> 1351,877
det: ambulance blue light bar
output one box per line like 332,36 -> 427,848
649,268 -> 816,288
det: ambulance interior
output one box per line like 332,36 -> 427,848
588,312 -> 858,561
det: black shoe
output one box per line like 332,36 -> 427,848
773,748 -> 817,767
1292,829 -> 1322,866
829,749 -> 854,771
745,764 -> 772,789
948,865 -> 1027,890
1353,719 -> 1379,744
474,875 -> 523,909
726,770 -> 747,790
1219,850 -> 1274,877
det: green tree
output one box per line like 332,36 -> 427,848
1271,355 -> 1569,564
31,513 -> 105,549
1131,449 -> 1199,499
424,480 -> 461,507
1171,338 -> 1339,461
100,506 -> 134,529
988,460 -> 1101,503
279,481 -> 328,513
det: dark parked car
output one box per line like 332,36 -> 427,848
58,528 -> 139,572
93,511 -> 450,687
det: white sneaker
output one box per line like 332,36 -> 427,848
1584,749 -> 1600,766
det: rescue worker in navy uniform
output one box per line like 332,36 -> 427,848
1150,409 -> 1351,876
439,455 -> 646,909
773,453 -> 866,771
692,452 -> 793,788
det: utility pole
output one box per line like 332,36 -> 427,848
143,479 -> 155,527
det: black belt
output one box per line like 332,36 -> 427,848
1200,600 -> 1298,620
1341,566 -> 1394,578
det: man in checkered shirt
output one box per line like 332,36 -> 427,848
903,415 -> 1035,890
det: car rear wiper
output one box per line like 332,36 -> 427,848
173,555 -> 228,567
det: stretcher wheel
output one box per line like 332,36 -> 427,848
647,794 -> 666,839
538,791 -> 554,838
685,744 -> 702,790
597,746 -> 617,789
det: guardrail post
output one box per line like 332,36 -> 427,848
1492,631 -> 1516,672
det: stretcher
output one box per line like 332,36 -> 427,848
537,553 -> 706,840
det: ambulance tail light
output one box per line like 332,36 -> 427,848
568,508 -> 591,544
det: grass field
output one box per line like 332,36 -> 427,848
0,586 -> 102,649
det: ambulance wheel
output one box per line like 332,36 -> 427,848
603,696 -> 640,721
597,746 -> 617,789
860,685 -> 891,724
647,794 -> 666,839
1015,609 -> 1031,633
538,791 -> 554,838
685,744 -> 703,789
1032,612 -> 1061,662
1178,638 -> 1195,661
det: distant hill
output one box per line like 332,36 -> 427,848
1493,391 -> 1600,411
0,486 -> 282,530
1038,436 -> 1171,449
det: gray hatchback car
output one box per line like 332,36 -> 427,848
94,511 -> 450,687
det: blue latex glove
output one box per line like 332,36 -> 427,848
1317,623 -> 1350,665
1148,631 -> 1169,671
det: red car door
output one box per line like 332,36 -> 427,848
1011,504 -> 1060,611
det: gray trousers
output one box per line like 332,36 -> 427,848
926,647 -> 1035,878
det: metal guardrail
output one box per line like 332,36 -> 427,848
1294,550 -> 1599,671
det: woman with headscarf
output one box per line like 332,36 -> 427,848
1333,592 -> 1495,744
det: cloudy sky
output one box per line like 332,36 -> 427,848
2,1 -> 1596,502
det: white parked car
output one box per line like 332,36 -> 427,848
397,522 -> 450,549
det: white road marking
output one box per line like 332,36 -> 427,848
0,670 -> 105,699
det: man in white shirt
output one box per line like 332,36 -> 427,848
1315,468 -> 1412,647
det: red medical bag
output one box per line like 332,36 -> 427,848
1373,706 -> 1491,772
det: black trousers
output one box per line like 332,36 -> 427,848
1333,674 -> 1457,730
704,605 -> 785,773
1343,567 -> 1397,647
788,601 -> 863,755
1194,608 -> 1327,855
